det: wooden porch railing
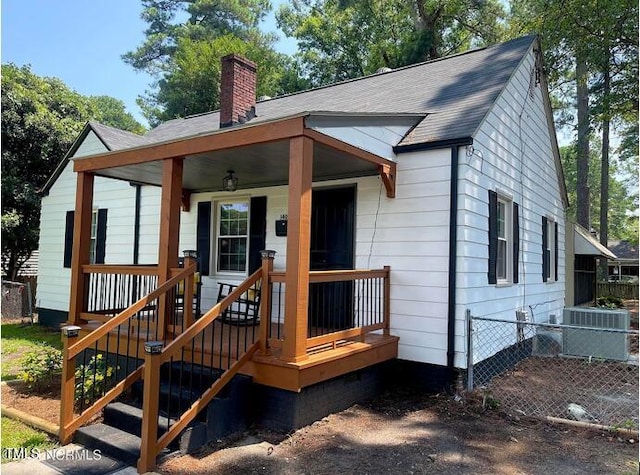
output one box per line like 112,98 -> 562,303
138,268 -> 263,473
59,260 -> 197,445
267,266 -> 391,352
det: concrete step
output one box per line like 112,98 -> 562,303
74,423 -> 142,467
103,401 -> 175,438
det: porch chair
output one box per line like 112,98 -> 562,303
216,281 -> 261,325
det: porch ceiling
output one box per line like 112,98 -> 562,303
93,139 -> 380,192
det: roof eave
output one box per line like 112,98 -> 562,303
40,122 -> 111,196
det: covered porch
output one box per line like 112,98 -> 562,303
60,113 -> 400,471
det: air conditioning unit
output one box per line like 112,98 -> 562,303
533,327 -> 563,357
562,307 -> 630,361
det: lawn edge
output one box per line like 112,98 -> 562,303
1,403 -> 60,437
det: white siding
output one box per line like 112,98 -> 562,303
306,116 -> 419,161
456,46 -> 566,367
180,148 -> 452,364
37,134 -> 162,312
73,131 -> 107,157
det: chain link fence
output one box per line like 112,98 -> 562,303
467,310 -> 639,429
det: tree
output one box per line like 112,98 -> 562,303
125,0 -> 307,125
508,0 -> 638,243
276,0 -> 507,86
1,64 -> 144,279
560,144 -> 636,242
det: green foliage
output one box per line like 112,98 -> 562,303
277,0 -> 507,87
74,354 -> 119,407
508,0 -> 638,241
596,296 -> 624,309
1,417 -> 57,463
0,64 -> 144,279
19,344 -> 63,392
560,144 -> 637,241
125,0 -> 305,125
1,323 -> 62,379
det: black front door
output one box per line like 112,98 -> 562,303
309,186 -> 356,332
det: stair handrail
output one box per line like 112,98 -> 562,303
138,269 -> 262,473
60,263 -> 197,444
67,263 -> 197,360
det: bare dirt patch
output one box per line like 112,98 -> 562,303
488,356 -> 639,427
158,389 -> 638,475
1,379 -> 61,425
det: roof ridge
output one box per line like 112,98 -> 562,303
245,35 -> 537,106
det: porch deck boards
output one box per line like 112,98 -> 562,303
79,318 -> 398,392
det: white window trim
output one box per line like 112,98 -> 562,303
89,209 -> 98,265
546,215 -> 556,282
497,195 -> 513,284
212,197 -> 250,276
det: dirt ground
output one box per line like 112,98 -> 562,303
158,388 -> 639,475
1,379 -> 61,425
2,303 -> 638,473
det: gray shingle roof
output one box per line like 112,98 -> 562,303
89,121 -> 152,150
144,36 -> 535,147
608,241 -> 639,260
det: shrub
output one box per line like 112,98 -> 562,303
19,344 -> 63,392
74,353 -> 119,407
596,296 -> 624,309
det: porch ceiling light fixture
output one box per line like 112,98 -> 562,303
222,170 -> 239,192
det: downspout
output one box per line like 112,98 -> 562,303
446,146 -> 460,387
133,184 -> 141,265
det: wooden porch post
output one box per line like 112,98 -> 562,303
157,157 -> 184,340
282,136 -> 313,362
259,250 -> 276,355
68,171 -> 94,325
138,341 -> 163,473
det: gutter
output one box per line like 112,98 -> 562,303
396,138 -> 469,388
446,143 -> 468,386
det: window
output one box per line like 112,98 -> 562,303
496,199 -> 509,281
488,191 -> 519,284
63,209 -> 107,268
216,201 -> 249,273
542,216 -> 558,282
89,210 -> 99,264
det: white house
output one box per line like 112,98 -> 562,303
39,35 -> 566,389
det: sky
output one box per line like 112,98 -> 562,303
1,0 -> 296,127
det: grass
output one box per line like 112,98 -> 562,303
0,417 -> 58,463
1,323 -> 61,380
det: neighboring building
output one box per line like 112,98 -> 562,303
607,240 -> 639,281
566,223 -> 617,305
41,36 -> 567,458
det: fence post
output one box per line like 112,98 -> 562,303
466,309 -> 474,392
59,325 -> 81,444
138,341 -> 163,474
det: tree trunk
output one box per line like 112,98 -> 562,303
599,48 -> 611,280
575,55 -> 590,229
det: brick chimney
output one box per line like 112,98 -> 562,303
220,54 -> 257,128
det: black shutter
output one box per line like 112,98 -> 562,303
513,202 -> 519,284
554,221 -> 559,281
95,209 -> 108,264
196,201 -> 211,276
248,196 -> 267,274
542,216 -> 548,282
488,190 -> 498,284
63,211 -> 74,268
